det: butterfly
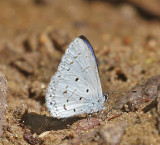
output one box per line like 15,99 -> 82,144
46,35 -> 108,119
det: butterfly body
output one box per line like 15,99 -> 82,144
46,36 -> 107,118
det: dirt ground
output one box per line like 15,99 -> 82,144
0,0 -> 160,144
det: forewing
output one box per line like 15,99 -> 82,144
58,38 -> 102,96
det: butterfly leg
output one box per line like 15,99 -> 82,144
86,113 -> 93,126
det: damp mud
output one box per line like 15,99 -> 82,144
1,0 -> 160,144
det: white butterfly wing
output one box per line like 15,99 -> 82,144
46,37 -> 105,118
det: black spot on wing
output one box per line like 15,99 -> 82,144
63,90 -> 67,94
67,68 -> 70,71
86,89 -> 89,92
70,61 -> 74,65
75,78 -> 79,81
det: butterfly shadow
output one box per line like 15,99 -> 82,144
20,111 -> 84,134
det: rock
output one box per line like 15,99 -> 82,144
0,72 -> 8,137
127,0 -> 160,18
34,0 -> 52,5
76,117 -> 100,131
23,34 -> 39,52
99,121 -> 127,145
11,52 -> 41,76
38,33 -> 56,54
114,76 -> 160,111
23,131 -> 42,145
48,30 -> 71,52
157,85 -> 160,134
28,81 -> 46,102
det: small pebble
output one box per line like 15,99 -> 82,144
99,121 -> 127,145
76,117 -> 100,131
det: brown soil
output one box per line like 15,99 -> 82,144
1,0 -> 160,144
